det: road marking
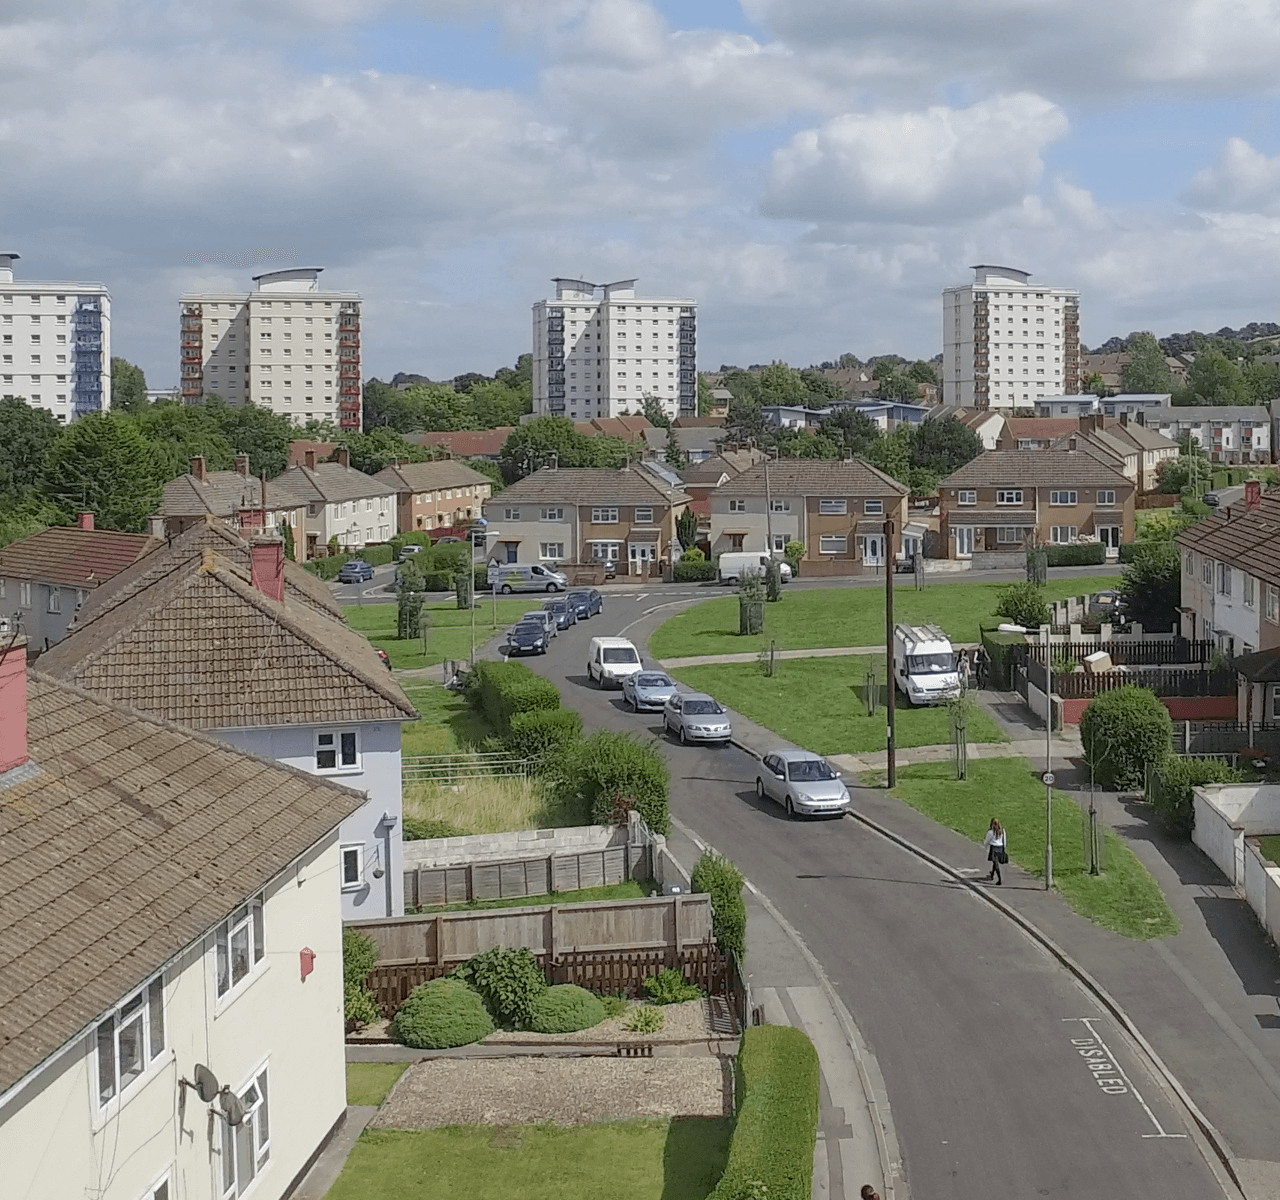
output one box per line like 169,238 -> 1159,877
635,593 -> 649,601
1063,1017 -> 1186,1138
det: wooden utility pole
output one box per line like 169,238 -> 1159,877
884,518 -> 896,788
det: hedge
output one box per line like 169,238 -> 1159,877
467,660 -> 562,733
568,729 -> 670,833
674,560 -> 719,582
710,1026 -> 820,1200
303,545 -> 395,579
1148,755 -> 1242,832
389,978 -> 494,1048
1080,685 -> 1172,792
980,628 -> 1025,692
1044,542 -> 1106,567
692,851 -> 746,958
343,928 -> 381,1031
505,707 -> 583,769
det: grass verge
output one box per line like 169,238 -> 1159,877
344,598 -> 540,669
326,1118 -> 733,1200
891,758 -> 1179,940
410,879 -> 653,914
404,774 -> 585,835
672,657 -> 1006,754
346,1062 -> 408,1107
650,575 -> 1121,660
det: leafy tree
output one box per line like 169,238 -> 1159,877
493,353 -> 533,395
872,365 -> 918,402
799,369 -> 843,405
1082,371 -> 1108,397
696,375 -> 716,417
721,368 -> 762,406
133,402 -> 234,479
723,394 -> 768,444
1175,347 -> 1249,406
912,415 -> 983,478
642,395 -> 672,429
336,427 -> 429,474
0,493 -> 63,549
40,412 -> 169,531
463,456 -> 505,495
676,507 -> 699,549
362,379 -> 417,431
468,379 -> 528,428
664,426 -> 686,468
757,362 -> 808,407
0,396 -> 62,501
110,357 -> 149,415
402,383 -> 479,432
820,407 -> 879,457
298,417 -> 339,440
994,581 -> 1049,628
864,424 -> 913,484
1119,332 -> 1173,394
498,416 -> 629,482
1243,360 -> 1280,407
1080,686 -> 1172,792
1119,542 -> 1181,633
774,428 -> 840,459
838,352 -> 862,368
907,360 -> 939,386
204,399 -> 295,477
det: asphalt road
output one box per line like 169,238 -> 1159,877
513,590 -> 1225,1199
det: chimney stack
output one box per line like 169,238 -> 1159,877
250,538 -> 285,603
0,637 -> 29,774
304,449 -> 317,470
236,453 -> 251,477
1067,436 -> 1077,452
1120,412 -> 1130,427
335,446 -> 351,469
191,455 -> 207,481
1246,479 -> 1262,510
77,512 -> 94,532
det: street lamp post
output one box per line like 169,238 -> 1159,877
1044,625 -> 1053,890
884,518 -> 896,789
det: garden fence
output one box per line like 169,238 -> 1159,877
402,751 -> 529,783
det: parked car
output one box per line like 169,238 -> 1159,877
586,636 -> 643,688
567,589 -> 603,619
755,750 -> 850,819
336,559 -> 374,583
489,563 -> 569,593
398,543 -> 423,560
544,598 -> 577,630
621,670 -> 678,712
507,621 -> 550,656
522,610 -> 558,638
437,535 -> 464,544
663,692 -> 732,745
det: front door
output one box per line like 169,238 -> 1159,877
1098,526 -> 1121,550
629,543 -> 655,575
954,526 -> 975,558
861,534 -> 885,566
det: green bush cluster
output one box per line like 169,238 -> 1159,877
692,852 -> 746,958
643,967 -> 703,1005
674,559 -> 719,582
568,729 -> 671,833
344,981 -> 381,1029
506,708 -> 583,768
600,994 -> 629,1019
710,1026 -> 820,1200
1080,685 -> 1173,792
451,946 -> 547,1028
1043,542 -> 1107,567
403,816 -> 465,841
529,984 -> 606,1033
389,977 -> 494,1048
468,660 -> 562,733
624,1006 -> 665,1033
1149,755 -> 1242,831
1117,543 -> 1140,564
680,546 -> 706,563
995,580 -> 1049,629
343,928 -> 381,1030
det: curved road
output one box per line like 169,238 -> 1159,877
514,591 -> 1226,1199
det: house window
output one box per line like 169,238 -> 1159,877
47,587 -> 61,614
1097,489 -> 1116,506
221,1065 -> 270,1197
1049,490 -> 1078,506
771,534 -> 786,552
996,490 -> 1023,505
1218,562 -> 1232,596
215,898 -> 265,999
819,535 -> 848,554
1202,558 -> 1213,586
540,542 -> 565,559
769,500 -> 790,513
591,507 -> 619,524
340,844 -> 364,891
1050,526 -> 1078,543
140,1175 -> 172,1200
1244,575 -> 1256,608
96,976 -> 165,1105
818,498 -> 847,515
316,729 -> 359,772
1185,552 -> 1194,576
503,507 -> 521,521
1268,585 -> 1280,625
634,507 -> 653,523
864,499 -> 883,515
996,527 -> 1022,543
540,507 -> 564,521
728,499 -> 746,513
18,581 -> 30,607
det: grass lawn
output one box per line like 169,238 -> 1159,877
404,773 -> 586,834
1261,836 -> 1280,868
671,658 -> 1007,754
890,758 -> 1179,940
401,682 -> 493,755
347,1063 -> 408,1107
650,575 -> 1121,661
344,598 -> 539,669
410,879 -> 652,914
326,1118 -> 733,1200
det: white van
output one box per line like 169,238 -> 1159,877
717,552 -> 793,585
892,622 -> 961,705
488,563 -> 568,594
586,637 -> 643,688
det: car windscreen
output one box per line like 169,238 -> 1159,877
512,624 -> 542,636
788,759 -> 838,782
683,699 -> 723,715
546,602 -> 566,611
907,653 -> 955,674
636,674 -> 671,688
602,647 -> 639,663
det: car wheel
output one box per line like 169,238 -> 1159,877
784,795 -> 795,819
628,695 -> 636,711
679,726 -> 688,745
755,777 -> 765,799
501,584 -> 513,594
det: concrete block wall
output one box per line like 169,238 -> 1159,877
403,822 -> 621,870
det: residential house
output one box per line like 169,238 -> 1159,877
268,446 -> 399,557
1082,352 -> 1127,392
39,537 -> 417,919
710,459 -> 911,573
157,454 -> 303,545
375,459 -> 493,533
1097,415 -> 1180,491
0,640 -> 362,1200
1002,417 -> 1080,448
1146,406 -> 1272,464
849,400 -> 932,431
573,416 -> 652,443
481,466 -> 690,577
1052,423 -> 1140,489
287,438 -> 339,466
410,427 -> 514,460
674,415 -> 726,430
1001,415 -> 1178,490
938,443 -> 1135,559
1035,393 -> 1170,419
642,422 -> 723,463
0,514 -> 159,650
679,450 -> 767,546
760,404 -> 831,429
923,406 -> 1007,450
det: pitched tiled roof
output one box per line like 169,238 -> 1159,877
720,458 -> 909,498
373,460 -> 491,493
40,551 -> 415,729
940,449 -> 1131,490
1177,494 -> 1280,583
160,471 -> 269,519
1150,406 -> 1267,423
1004,418 -> 1079,441
485,467 -> 690,507
410,428 -> 513,457
1102,421 -> 1177,452
0,526 -> 161,589
0,668 -> 364,1094
267,462 -> 398,507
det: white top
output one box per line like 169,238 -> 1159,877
983,829 -> 1007,849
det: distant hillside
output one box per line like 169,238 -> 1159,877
1089,323 -> 1280,356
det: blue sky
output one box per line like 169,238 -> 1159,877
4,0 -> 1280,386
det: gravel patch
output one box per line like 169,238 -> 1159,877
486,998 -> 711,1043
372,1057 -> 730,1128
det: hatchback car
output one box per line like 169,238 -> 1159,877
756,750 -> 850,818
567,589 -> 603,620
663,693 -> 732,745
507,621 -> 549,656
336,559 -> 374,583
622,670 -> 678,712
522,610 -> 558,638
544,598 -> 577,630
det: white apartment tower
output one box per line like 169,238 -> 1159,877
0,253 -> 111,423
942,265 -> 1080,410
179,267 -> 363,430
532,278 -> 697,420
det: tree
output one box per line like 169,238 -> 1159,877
1243,360 -> 1280,407
1175,347 -> 1249,406
40,412 -> 169,531
464,456 -> 505,495
723,394 -> 768,445
1082,371 -> 1108,397
204,399 -> 295,477
1119,332 -> 1173,395
493,353 -> 533,396
799,369 -> 843,405
133,402 -> 235,479
336,427 -> 429,474
994,581 -> 1049,628
110,358 -> 149,414
468,379 -> 528,428
864,424 -> 914,485
912,415 -> 983,478
1119,542 -> 1181,633
1079,685 -> 1172,792
820,408 -> 879,457
664,426 -> 686,468
498,416 -> 629,482
0,396 -> 62,502
756,362 -> 807,407
676,507 -> 698,550
696,375 -> 716,417
642,395 -> 672,429
907,360 -> 939,386
0,493 -> 63,549
775,428 -> 840,459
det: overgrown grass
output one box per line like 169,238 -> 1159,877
411,879 -> 652,914
346,1062 -> 408,1107
650,576 -> 1121,660
326,1119 -> 733,1200
404,774 -> 586,835
1260,836 -> 1280,868
891,758 -> 1179,940
344,598 -> 539,668
401,682 -> 493,756
672,657 -> 1007,754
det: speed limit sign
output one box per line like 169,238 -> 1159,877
1041,771 -> 1056,785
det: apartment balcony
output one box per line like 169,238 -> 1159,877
339,399 -> 361,413
182,353 -> 202,366
339,347 -> 359,360
340,381 -> 360,395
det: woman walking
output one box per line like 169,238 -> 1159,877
984,818 -> 1008,885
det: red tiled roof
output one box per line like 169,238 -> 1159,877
0,526 -> 161,589
1004,418 -> 1079,440
410,428 -> 514,457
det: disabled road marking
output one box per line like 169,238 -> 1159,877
1063,1017 -> 1186,1138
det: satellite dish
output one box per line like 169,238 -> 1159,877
193,1064 -> 220,1104
219,1088 -> 247,1127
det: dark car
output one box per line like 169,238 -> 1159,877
507,621 -> 549,656
544,598 -> 577,630
336,559 -> 374,583
567,589 -> 603,619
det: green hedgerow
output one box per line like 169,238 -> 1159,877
389,978 -> 494,1049
643,967 -> 703,1005
692,851 -> 747,959
529,984 -> 606,1034
1149,754 -> 1242,831
567,729 -> 670,834
451,946 -> 547,1029
343,928 -> 379,991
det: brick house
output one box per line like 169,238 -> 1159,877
374,459 -> 493,533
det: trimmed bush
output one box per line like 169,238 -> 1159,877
995,580 -> 1049,629
1044,542 -> 1106,567
529,984 -> 606,1033
403,816 -> 465,841
643,968 -> 703,1005
568,729 -> 670,833
1150,755 -> 1242,831
451,946 -> 547,1029
692,851 -> 746,959
468,660 -> 562,734
1117,542 -> 1140,564
389,977 -> 494,1049
362,544 -> 395,566
680,546 -> 706,563
674,559 -> 718,582
980,628 -> 1025,691
710,1026 -> 820,1200
1080,685 -> 1173,792
505,707 -> 583,770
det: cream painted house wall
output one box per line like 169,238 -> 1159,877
0,835 -> 346,1200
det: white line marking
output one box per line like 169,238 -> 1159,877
635,593 -> 649,601
1063,1017 -> 1186,1138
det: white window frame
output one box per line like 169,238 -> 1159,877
18,580 -> 30,607
340,844 -> 364,892
1203,558 -> 1213,586
1268,585 -> 1280,625
1050,525 -> 1079,544
590,541 -> 621,562
996,527 -> 1022,543
634,507 -> 654,524
138,1171 -> 173,1200
1244,574 -> 1256,609
539,542 -> 565,559
996,490 -> 1024,506
769,500 -> 790,513
818,498 -> 847,515
1185,551 -> 1194,576
47,586 -> 61,614
818,535 -> 848,555
728,499 -> 746,513
503,507 -> 521,521
214,896 -> 265,1002
95,974 -> 166,1109
591,507 -> 619,524
316,728 -> 360,773
771,533 -> 786,552
221,1062 -> 270,1198
1049,490 -> 1078,506
1218,562 -> 1232,597
540,507 -> 564,521
1097,489 -> 1116,506
864,499 -> 884,515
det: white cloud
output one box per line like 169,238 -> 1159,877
1181,137 -> 1280,215
761,94 -> 1068,224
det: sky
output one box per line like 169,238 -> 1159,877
5,0 -> 1280,389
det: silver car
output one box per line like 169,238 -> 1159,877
663,692 -> 732,745
756,749 -> 851,818
522,610 -> 558,638
622,670 -> 679,712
